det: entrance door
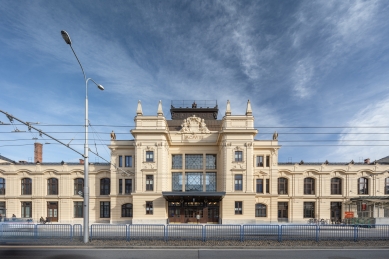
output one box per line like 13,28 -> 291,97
278,202 -> 288,222
330,202 -> 342,223
47,202 -> 58,222
207,207 -> 219,223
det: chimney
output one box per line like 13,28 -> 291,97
364,158 -> 370,164
79,159 -> 84,165
34,143 -> 42,163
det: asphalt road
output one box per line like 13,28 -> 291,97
0,248 -> 388,259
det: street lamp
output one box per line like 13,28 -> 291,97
61,30 -> 104,243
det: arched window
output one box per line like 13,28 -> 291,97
385,178 -> 389,195
21,178 -> 32,195
358,177 -> 369,195
47,178 -> 58,195
100,178 -> 110,195
122,203 -> 133,217
304,178 -> 315,195
278,178 -> 288,194
0,178 -> 5,195
255,203 -> 267,217
74,178 -> 84,195
331,178 -> 342,195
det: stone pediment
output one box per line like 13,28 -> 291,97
179,115 -> 210,134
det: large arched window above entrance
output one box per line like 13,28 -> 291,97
255,203 -> 267,217
122,203 -> 133,217
358,177 -> 369,195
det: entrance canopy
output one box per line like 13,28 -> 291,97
347,196 -> 389,205
162,192 -> 225,202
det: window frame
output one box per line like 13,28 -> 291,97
74,201 -> 83,218
100,178 -> 111,195
331,177 -> 342,195
121,203 -> 133,217
358,177 -> 369,195
125,156 -> 132,167
256,156 -> 264,167
278,177 -> 288,195
265,155 -> 270,167
256,179 -> 264,193
100,201 -> 110,218
146,175 -> 154,191
21,201 -> 32,218
21,178 -> 32,195
235,201 -> 243,215
47,178 -> 58,195
234,151 -> 243,162
146,151 -> 154,162
303,202 -> 315,218
74,178 -> 84,195
234,174 -> 243,191
0,178 -> 5,195
125,179 -> 132,194
118,155 -> 123,167
146,201 -> 153,215
303,177 -> 315,195
255,203 -> 267,217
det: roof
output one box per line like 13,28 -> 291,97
0,155 -> 15,164
376,155 -> 389,163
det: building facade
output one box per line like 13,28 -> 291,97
1,100 -> 389,224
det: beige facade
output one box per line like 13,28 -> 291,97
1,100 -> 389,224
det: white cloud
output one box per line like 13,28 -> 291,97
328,94 -> 389,162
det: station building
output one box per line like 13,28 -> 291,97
0,100 -> 389,224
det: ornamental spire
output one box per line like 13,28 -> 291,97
157,100 -> 164,116
136,100 -> 143,116
225,100 -> 231,116
246,99 -> 252,116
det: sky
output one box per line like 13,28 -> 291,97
1,0 -> 389,164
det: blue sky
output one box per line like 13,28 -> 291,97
1,0 -> 389,163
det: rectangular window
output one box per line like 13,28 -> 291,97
74,202 -> 83,218
146,175 -> 154,191
119,156 -> 123,167
206,154 -> 217,169
385,178 -> 389,195
21,202 -> 32,218
265,155 -> 270,167
125,179 -> 132,194
100,201 -> 110,218
235,201 -> 243,215
0,202 -> 6,217
185,154 -> 203,169
146,201 -> 153,215
235,174 -> 243,191
172,173 -> 182,192
125,156 -> 132,167
206,172 -> 217,192
235,151 -> 243,162
303,202 -> 315,218
278,202 -> 288,219
256,179 -> 263,193
185,172 -> 203,192
172,155 -> 182,169
266,179 -> 270,194
146,151 -> 154,162
119,179 -> 123,194
256,156 -> 264,167
74,178 -> 84,195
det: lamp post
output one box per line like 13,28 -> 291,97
61,30 -> 104,243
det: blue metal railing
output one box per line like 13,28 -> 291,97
1,223 -> 388,242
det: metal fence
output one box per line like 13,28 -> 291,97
1,223 -> 389,242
